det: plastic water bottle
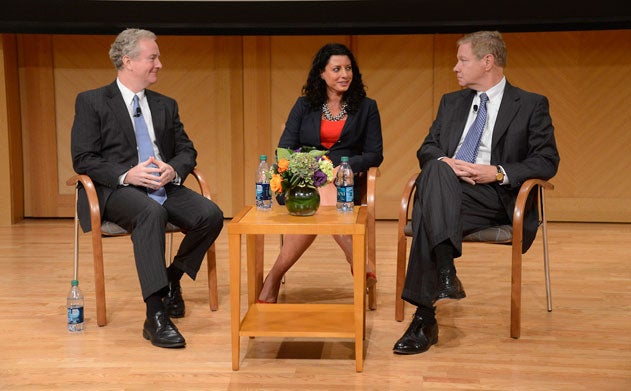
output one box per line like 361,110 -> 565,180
67,279 -> 85,332
255,154 -> 272,210
336,156 -> 354,212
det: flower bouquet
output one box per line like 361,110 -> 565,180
269,147 -> 335,216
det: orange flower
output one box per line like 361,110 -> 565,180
270,174 -> 283,194
277,158 -> 289,173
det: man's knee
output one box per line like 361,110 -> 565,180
417,159 -> 456,190
201,199 -> 224,231
143,201 -> 169,224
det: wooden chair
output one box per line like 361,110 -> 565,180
66,168 -> 218,327
360,166 -> 380,310
394,172 -> 553,338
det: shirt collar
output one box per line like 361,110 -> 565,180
479,76 -> 506,103
116,78 -> 145,106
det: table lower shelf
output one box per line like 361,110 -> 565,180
239,303 -> 357,338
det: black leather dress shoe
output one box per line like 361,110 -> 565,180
163,281 -> 185,318
436,269 -> 466,301
393,314 -> 438,354
143,310 -> 186,348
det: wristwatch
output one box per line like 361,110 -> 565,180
495,165 -> 505,182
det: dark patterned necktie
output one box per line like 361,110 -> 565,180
455,93 -> 489,163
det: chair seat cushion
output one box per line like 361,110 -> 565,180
463,225 -> 512,243
101,221 -> 181,236
404,222 -> 512,243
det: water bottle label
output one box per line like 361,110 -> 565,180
67,306 -> 84,324
337,186 -> 354,203
256,183 -> 271,201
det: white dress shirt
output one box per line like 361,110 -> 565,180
116,79 -> 180,185
451,77 -> 509,184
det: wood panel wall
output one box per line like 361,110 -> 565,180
0,35 -> 23,224
1,30 -> 629,223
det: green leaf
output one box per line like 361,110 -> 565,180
308,149 -> 328,158
276,147 -> 293,161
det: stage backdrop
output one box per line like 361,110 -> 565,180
1,29 -> 630,223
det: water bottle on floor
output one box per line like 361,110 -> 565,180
336,156 -> 354,212
255,154 -> 272,210
67,279 -> 84,332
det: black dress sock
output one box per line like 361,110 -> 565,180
434,240 -> 456,273
415,305 -> 436,324
145,292 -> 166,318
167,264 -> 184,283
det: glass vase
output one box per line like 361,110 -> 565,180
285,186 -> 320,216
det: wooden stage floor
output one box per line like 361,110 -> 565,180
1,219 -> 629,390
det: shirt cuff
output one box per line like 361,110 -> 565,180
498,165 -> 509,185
119,172 -> 129,186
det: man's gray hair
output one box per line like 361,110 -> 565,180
109,28 -> 157,70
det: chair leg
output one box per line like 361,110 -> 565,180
540,188 -> 552,312
510,242 -> 522,339
207,243 -> 219,311
166,232 -> 218,312
91,230 -> 107,327
367,217 -> 377,311
395,235 -> 408,322
73,208 -> 80,282
166,232 -> 173,263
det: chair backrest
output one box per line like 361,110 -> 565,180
356,168 -> 378,206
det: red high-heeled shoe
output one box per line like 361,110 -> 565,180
366,271 -> 378,289
351,266 -> 378,288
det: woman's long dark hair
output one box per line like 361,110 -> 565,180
302,43 -> 366,114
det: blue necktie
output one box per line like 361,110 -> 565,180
455,93 -> 489,163
132,95 -> 167,204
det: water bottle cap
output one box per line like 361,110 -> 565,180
341,156 -> 349,162
260,154 -> 267,161
71,279 -> 79,286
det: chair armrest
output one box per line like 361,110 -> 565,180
513,179 -> 554,227
365,167 -> 379,213
189,168 -> 212,200
398,172 -> 419,234
66,174 -> 103,235
512,179 -> 554,249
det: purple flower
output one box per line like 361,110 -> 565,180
313,170 -> 328,187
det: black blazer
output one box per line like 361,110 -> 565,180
279,96 -> 384,173
70,81 -> 197,232
418,82 -> 560,252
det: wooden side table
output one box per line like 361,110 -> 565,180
228,205 -> 367,372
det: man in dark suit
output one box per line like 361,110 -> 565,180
393,31 -> 560,354
71,28 -> 223,348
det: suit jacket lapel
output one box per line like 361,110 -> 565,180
105,81 -> 137,149
340,110 -> 355,141
146,91 -> 165,153
306,109 -> 322,146
492,83 -> 519,149
448,90 -> 476,155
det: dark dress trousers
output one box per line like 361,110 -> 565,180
402,82 -> 560,307
71,81 -> 223,299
